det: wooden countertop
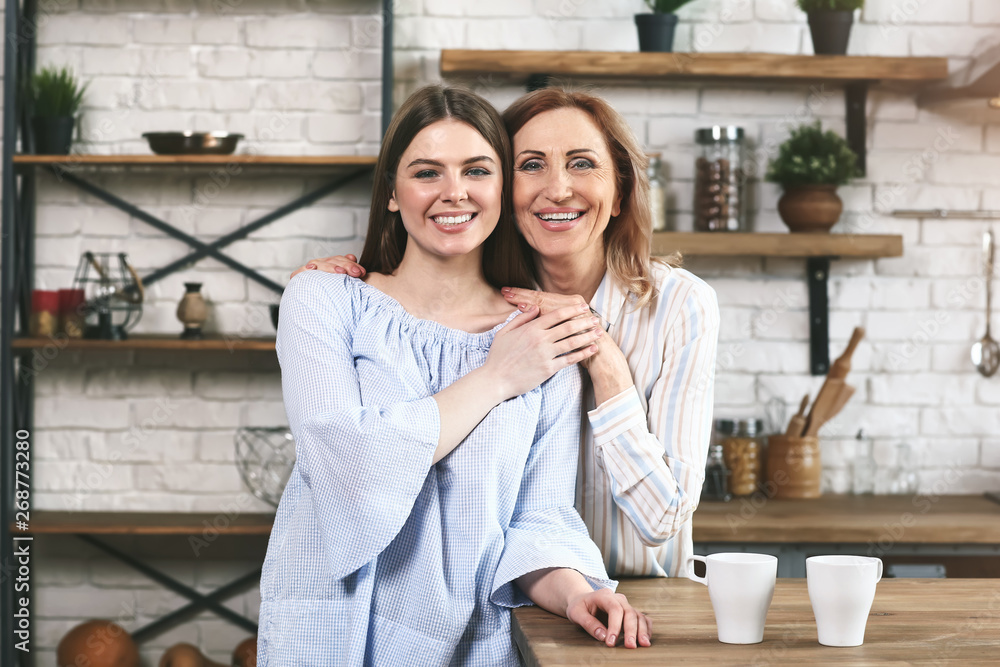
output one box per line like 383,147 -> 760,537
693,494 -> 1000,544
513,578 -> 1000,666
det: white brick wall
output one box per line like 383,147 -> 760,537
4,0 -> 1000,657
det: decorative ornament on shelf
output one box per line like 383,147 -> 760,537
176,282 -> 208,340
27,65 -> 88,155
766,121 -> 860,234
234,427 -> 296,507
635,0 -> 698,53
798,0 -> 865,55
72,251 -> 144,340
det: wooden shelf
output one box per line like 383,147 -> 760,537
12,334 -> 275,351
13,154 -> 377,168
440,50 -> 949,84
19,511 -> 275,535
653,232 -> 903,258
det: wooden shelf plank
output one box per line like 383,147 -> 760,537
20,511 -> 275,535
441,50 -> 949,83
12,335 -> 275,351
13,154 -> 377,167
653,232 -> 903,258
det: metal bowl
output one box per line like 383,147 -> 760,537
142,131 -> 244,155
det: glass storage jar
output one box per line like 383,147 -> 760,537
722,418 -> 764,496
694,126 -> 746,232
647,152 -> 667,232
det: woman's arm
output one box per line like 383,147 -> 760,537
586,280 -> 720,545
517,568 -> 651,648
490,367 -> 651,650
503,280 -> 721,546
432,302 -> 602,463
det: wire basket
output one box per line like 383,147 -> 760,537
234,427 -> 296,507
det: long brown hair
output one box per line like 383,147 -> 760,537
503,88 -> 672,307
359,85 -> 534,290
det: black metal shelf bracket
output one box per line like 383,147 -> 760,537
845,82 -> 868,177
78,534 -> 259,641
50,166 -> 370,294
807,257 -> 833,376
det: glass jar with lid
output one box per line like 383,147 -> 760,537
722,418 -> 764,496
694,126 -> 747,232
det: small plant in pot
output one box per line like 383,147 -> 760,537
28,66 -> 87,155
798,0 -> 864,55
766,121 -> 860,234
635,0 -> 697,53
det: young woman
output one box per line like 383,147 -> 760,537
295,87 -> 720,587
258,85 -> 651,666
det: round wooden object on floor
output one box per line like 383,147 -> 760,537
777,184 -> 843,233
233,636 -> 257,667
766,435 -> 822,498
57,620 -> 140,667
159,643 -> 229,667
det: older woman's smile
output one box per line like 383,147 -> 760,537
513,107 -> 621,262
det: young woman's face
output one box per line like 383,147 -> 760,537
389,119 -> 502,262
512,107 -> 621,262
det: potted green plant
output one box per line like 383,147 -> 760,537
766,121 -> 860,234
798,0 -> 864,55
635,0 -> 697,53
27,66 -> 87,155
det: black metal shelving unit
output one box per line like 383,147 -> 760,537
0,1 -> 394,662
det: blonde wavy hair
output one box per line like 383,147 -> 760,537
503,87 -> 677,309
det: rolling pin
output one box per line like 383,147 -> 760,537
803,327 -> 865,437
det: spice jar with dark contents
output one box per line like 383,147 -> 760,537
694,126 -> 746,232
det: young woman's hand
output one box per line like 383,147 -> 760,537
484,303 -> 602,400
291,254 -> 366,279
566,589 -> 653,649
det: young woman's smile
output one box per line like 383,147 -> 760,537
389,119 -> 501,258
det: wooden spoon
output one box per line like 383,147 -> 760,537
785,393 -> 810,437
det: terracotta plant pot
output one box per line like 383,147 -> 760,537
777,184 -> 843,233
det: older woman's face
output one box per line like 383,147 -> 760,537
512,107 -> 621,263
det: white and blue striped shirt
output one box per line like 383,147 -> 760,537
580,263 -> 720,578
258,271 -> 614,666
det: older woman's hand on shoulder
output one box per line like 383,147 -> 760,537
291,253 -> 366,279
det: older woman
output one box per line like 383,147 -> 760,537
296,88 -> 719,587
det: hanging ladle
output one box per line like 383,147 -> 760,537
972,229 -> 1000,377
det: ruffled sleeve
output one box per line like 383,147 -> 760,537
491,366 -> 616,608
276,272 -> 441,579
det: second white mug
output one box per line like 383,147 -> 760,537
806,555 -> 883,647
687,552 -> 777,644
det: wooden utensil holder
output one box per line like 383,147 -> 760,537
766,435 -> 822,499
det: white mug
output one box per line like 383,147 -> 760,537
687,552 -> 777,644
806,555 -> 883,647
